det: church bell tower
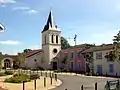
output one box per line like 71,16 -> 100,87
41,10 -> 61,69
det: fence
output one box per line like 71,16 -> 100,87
2,69 -> 58,90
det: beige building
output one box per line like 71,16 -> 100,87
84,44 -> 120,76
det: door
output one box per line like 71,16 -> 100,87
52,62 -> 57,70
97,65 -> 102,74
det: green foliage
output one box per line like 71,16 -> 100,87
0,72 -> 7,76
4,73 -> 31,83
23,49 -> 32,53
112,31 -> 120,61
61,37 -> 70,49
31,67 -> 44,71
54,68 -> 72,73
30,74 -> 40,80
4,70 -> 13,75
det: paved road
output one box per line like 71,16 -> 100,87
3,69 -> 118,90
51,74 -> 118,90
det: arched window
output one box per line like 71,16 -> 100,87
51,35 -> 54,43
56,35 -> 58,43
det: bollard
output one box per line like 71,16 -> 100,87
95,82 -> 97,90
55,74 -> 57,81
23,81 -> 25,90
34,79 -> 36,90
49,72 -> 51,77
50,77 -> 52,85
45,72 -> 47,77
41,71 -> 42,76
44,77 -> 46,87
81,85 -> 83,90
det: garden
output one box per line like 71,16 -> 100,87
0,70 -> 13,76
4,72 -> 40,83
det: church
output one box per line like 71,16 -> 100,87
24,10 -> 87,72
0,10 -> 89,73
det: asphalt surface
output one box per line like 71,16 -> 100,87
50,74 -> 118,90
2,69 -> 118,90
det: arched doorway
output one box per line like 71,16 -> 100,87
4,59 -> 11,68
1,57 -> 13,68
52,57 -> 58,70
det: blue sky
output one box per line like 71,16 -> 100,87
0,0 -> 120,55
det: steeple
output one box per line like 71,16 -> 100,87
0,23 -> 5,31
42,10 -> 57,33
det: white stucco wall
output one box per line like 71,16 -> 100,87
93,49 -> 120,76
25,52 -> 45,69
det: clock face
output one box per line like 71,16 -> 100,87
53,48 -> 57,54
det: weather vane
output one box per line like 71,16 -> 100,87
74,34 -> 77,46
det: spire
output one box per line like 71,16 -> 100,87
42,10 -> 57,33
0,23 -> 5,31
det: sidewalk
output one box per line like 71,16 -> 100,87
54,72 -> 117,79
0,75 -> 62,90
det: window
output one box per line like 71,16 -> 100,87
70,52 -> 74,58
34,59 -> 37,62
77,51 -> 81,58
45,35 -> 46,44
56,35 -> 58,43
109,64 -> 114,73
96,52 -> 102,59
51,35 -> 54,43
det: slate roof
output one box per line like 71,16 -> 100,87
0,23 -> 5,31
42,10 -> 57,33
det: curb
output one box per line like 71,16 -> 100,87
48,79 -> 62,90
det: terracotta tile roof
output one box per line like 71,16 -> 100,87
25,49 -> 42,58
82,44 -> 113,53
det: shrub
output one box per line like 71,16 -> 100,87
61,68 -> 72,72
31,67 -> 44,71
0,72 -> 6,76
4,70 -> 13,75
4,74 -> 31,83
30,74 -> 40,80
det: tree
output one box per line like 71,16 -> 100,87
113,31 -> 120,61
105,31 -> 120,61
61,36 -> 70,49
23,49 -> 32,53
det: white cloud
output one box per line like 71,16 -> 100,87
0,40 -> 20,45
0,0 -> 16,4
13,6 -> 38,15
13,6 -> 30,11
27,10 -> 38,15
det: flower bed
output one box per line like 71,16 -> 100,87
0,72 -> 7,76
4,73 -> 31,83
